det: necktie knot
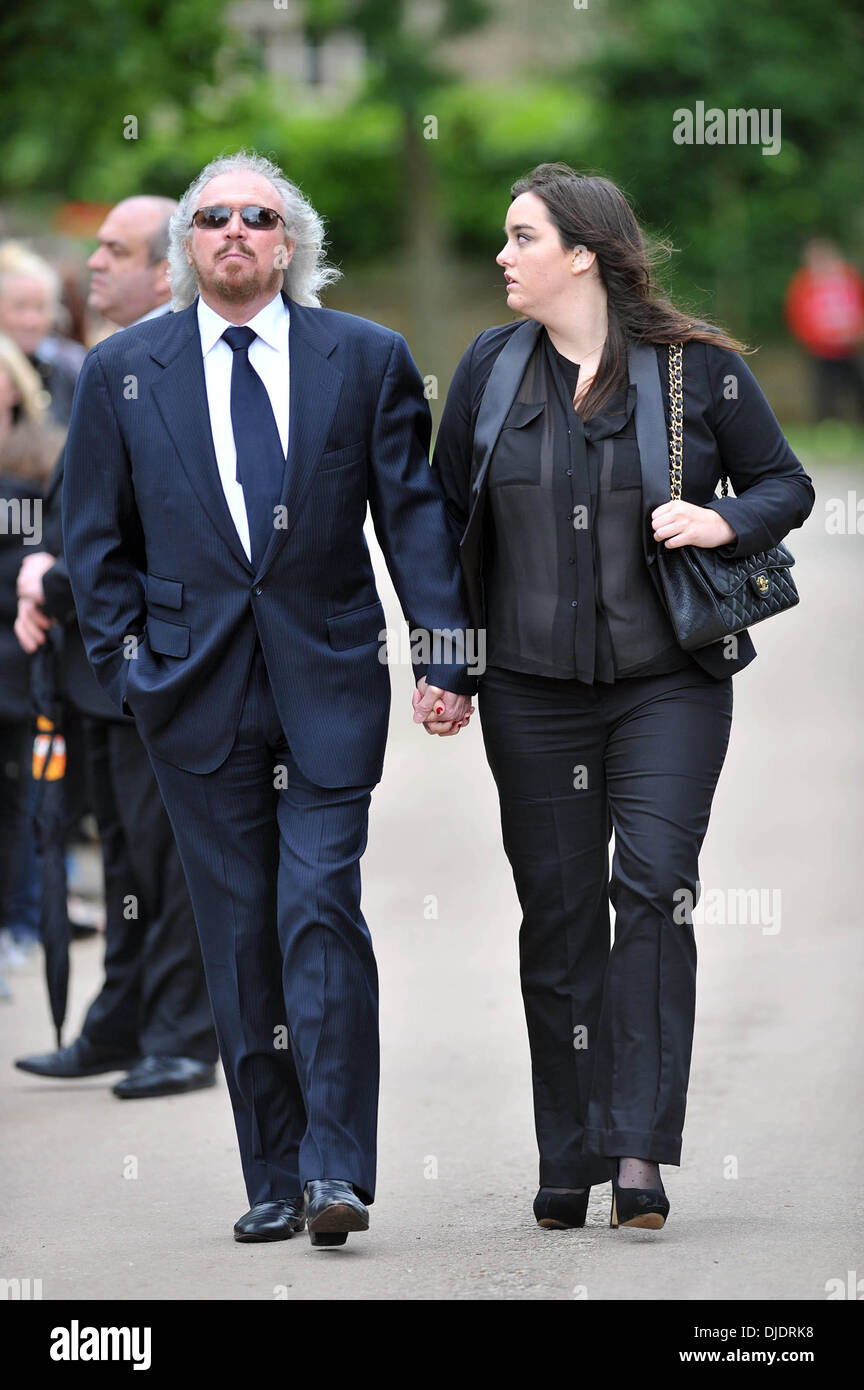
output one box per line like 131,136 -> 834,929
222,325 -> 256,353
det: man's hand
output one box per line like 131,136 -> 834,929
16,551 -> 58,604
14,596 -> 54,653
651,502 -> 736,549
412,677 -> 474,737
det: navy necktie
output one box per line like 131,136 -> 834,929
222,325 -> 285,569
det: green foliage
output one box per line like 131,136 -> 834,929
786,422 -> 864,469
577,0 -> 864,338
0,0 -> 860,347
428,82 -> 599,254
0,0 -> 242,193
302,0 -> 490,111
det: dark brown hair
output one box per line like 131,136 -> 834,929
510,163 -> 750,417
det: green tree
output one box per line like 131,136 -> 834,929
0,0 -> 239,196
299,0 -> 491,360
579,0 -> 864,340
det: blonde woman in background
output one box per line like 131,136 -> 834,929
0,242 -> 85,426
0,333 -> 64,994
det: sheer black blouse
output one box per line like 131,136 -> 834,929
431,323 -> 815,686
482,329 -> 695,681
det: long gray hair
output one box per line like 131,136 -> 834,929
167,150 -> 341,310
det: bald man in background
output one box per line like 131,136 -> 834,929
15,197 -> 218,1097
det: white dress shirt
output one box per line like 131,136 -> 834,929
197,291 -> 291,563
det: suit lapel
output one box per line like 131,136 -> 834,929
149,295 -> 343,579
254,295 -> 341,578
150,304 -> 254,573
468,318 -> 542,506
628,341 -> 672,511
456,320 -> 541,626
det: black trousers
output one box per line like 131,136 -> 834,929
64,709 -> 217,1062
477,662 -> 733,1184
145,639 -> 379,1208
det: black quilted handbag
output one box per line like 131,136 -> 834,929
654,342 -> 800,651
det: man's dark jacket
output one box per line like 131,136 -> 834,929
63,293 -> 476,786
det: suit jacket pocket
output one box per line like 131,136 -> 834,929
319,441 -> 366,473
326,600 -> 386,651
146,615 -> 190,658
146,573 -> 184,610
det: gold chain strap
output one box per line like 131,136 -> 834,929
666,341 -> 729,502
668,342 -> 684,502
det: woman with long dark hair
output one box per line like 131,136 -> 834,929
421,163 -> 815,1232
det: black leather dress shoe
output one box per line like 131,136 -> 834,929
112,1055 -> 217,1098
15,1035 -> 140,1078
304,1180 -> 369,1247
233,1198 -> 306,1243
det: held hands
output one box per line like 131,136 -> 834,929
651,502 -> 736,549
412,677 -> 475,737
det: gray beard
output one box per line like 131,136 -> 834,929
198,260 -> 282,305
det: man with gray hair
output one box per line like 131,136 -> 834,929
63,152 -> 476,1246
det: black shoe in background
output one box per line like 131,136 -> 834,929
112,1055 -> 217,1099
15,1035 -> 140,1078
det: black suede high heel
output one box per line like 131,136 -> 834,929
609,1159 -> 669,1230
533,1187 -> 591,1229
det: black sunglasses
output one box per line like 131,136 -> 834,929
191,205 -> 287,231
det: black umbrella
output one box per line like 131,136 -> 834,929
29,628 -> 72,1047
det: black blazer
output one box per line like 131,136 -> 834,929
431,320 -> 816,679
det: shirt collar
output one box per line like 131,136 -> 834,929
130,302 -> 172,327
197,291 -> 289,355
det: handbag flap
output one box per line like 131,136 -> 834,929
687,540 -> 795,597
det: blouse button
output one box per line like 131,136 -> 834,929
566,468 -> 573,476
568,557 -> 575,565
571,600 -> 578,607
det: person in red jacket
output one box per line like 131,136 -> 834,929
784,237 -> 864,423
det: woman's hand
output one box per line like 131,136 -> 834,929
651,501 -> 737,549
412,677 -> 474,736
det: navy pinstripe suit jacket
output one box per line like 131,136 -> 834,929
62,292 -> 475,785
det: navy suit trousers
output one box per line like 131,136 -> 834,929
146,637 -> 379,1206
477,662 -> 733,1183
